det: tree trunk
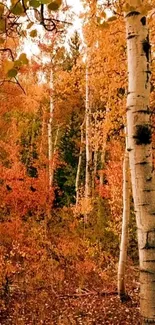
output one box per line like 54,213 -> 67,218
118,147 -> 130,301
48,68 -> 54,188
75,119 -> 85,206
125,1 -> 155,323
85,65 -> 92,199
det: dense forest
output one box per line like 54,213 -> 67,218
0,0 -> 155,324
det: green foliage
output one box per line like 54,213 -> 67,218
55,113 -> 81,206
7,68 -> 18,78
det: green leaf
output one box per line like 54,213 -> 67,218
11,3 -> 24,15
19,53 -> 29,64
30,29 -> 37,37
14,59 -> 22,68
29,0 -> 40,8
7,68 -> 18,78
40,0 -> 51,4
48,0 -> 62,11
0,18 -> 5,31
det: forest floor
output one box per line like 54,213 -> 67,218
0,266 -> 141,325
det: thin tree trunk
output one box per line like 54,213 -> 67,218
99,143 -> 107,193
85,65 -> 92,199
75,119 -> 85,206
118,146 -> 130,301
92,147 -> 98,194
50,124 -> 60,188
125,2 -> 155,323
48,68 -> 54,188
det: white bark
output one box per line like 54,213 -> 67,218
92,147 -> 98,193
75,119 -> 85,206
50,124 -> 60,189
118,146 -> 130,300
125,1 -> 155,323
48,69 -> 54,188
85,65 -> 92,199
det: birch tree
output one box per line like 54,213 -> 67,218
48,68 -> 54,188
85,65 -> 92,199
118,137 -> 130,301
125,1 -> 155,322
75,119 -> 85,206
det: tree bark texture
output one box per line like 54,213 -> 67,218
125,1 -> 155,323
118,149 -> 130,301
85,66 -> 92,199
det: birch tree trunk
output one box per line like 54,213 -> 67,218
75,119 -> 85,206
48,68 -> 54,188
118,147 -> 130,301
85,65 -> 92,199
125,1 -> 155,323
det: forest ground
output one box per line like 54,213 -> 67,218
0,266 -> 141,325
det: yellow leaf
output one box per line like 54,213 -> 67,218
3,60 -> 14,74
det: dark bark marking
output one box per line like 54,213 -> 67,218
137,161 -> 148,165
141,17 -> 146,26
135,109 -> 150,115
143,230 -> 155,249
146,176 -> 152,182
127,34 -> 136,40
119,293 -> 132,302
142,36 -> 151,62
126,11 -> 140,17
140,269 -> 154,274
133,125 -> 152,145
143,318 -> 155,324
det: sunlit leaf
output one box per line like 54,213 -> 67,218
19,53 -> 29,64
29,0 -> 40,8
14,59 -> 22,68
3,60 -> 14,74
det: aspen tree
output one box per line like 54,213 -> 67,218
85,65 -> 92,199
118,130 -> 130,301
125,1 -> 155,322
48,68 -> 54,188
75,119 -> 85,206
